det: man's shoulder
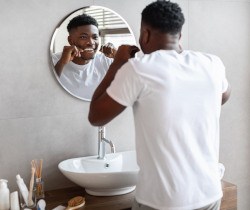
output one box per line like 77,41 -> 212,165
52,52 -> 62,58
94,53 -> 113,63
51,52 -> 62,64
188,50 -> 221,61
188,51 -> 225,70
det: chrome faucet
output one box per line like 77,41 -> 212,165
98,126 -> 115,159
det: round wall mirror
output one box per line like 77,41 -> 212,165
50,6 -> 136,101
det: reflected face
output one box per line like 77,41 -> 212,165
68,25 -> 99,60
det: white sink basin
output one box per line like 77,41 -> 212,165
58,150 -> 139,196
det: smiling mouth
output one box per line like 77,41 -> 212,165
82,48 -> 95,53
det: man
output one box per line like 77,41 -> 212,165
52,14 -> 116,100
89,1 -> 231,210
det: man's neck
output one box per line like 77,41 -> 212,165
162,42 -> 182,53
72,57 -> 91,65
158,32 -> 182,53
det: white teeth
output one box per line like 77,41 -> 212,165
83,48 -> 94,52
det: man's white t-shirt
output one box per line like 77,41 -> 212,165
107,50 -> 228,210
52,52 -> 113,100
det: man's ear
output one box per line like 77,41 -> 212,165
68,36 -> 73,45
179,32 -> 182,40
141,29 -> 150,45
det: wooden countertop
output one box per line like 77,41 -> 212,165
44,180 -> 237,210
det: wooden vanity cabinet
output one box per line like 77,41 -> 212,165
45,180 -> 237,210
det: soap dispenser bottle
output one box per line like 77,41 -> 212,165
0,179 -> 10,210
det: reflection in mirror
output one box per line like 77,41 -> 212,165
50,6 -> 136,101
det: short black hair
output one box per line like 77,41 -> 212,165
142,0 -> 185,34
67,14 -> 99,32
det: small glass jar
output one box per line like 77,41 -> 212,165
35,178 -> 45,199
19,188 -> 36,209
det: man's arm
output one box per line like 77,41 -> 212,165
222,83 -> 231,105
55,60 -> 67,77
55,46 -> 82,77
88,45 -> 140,126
